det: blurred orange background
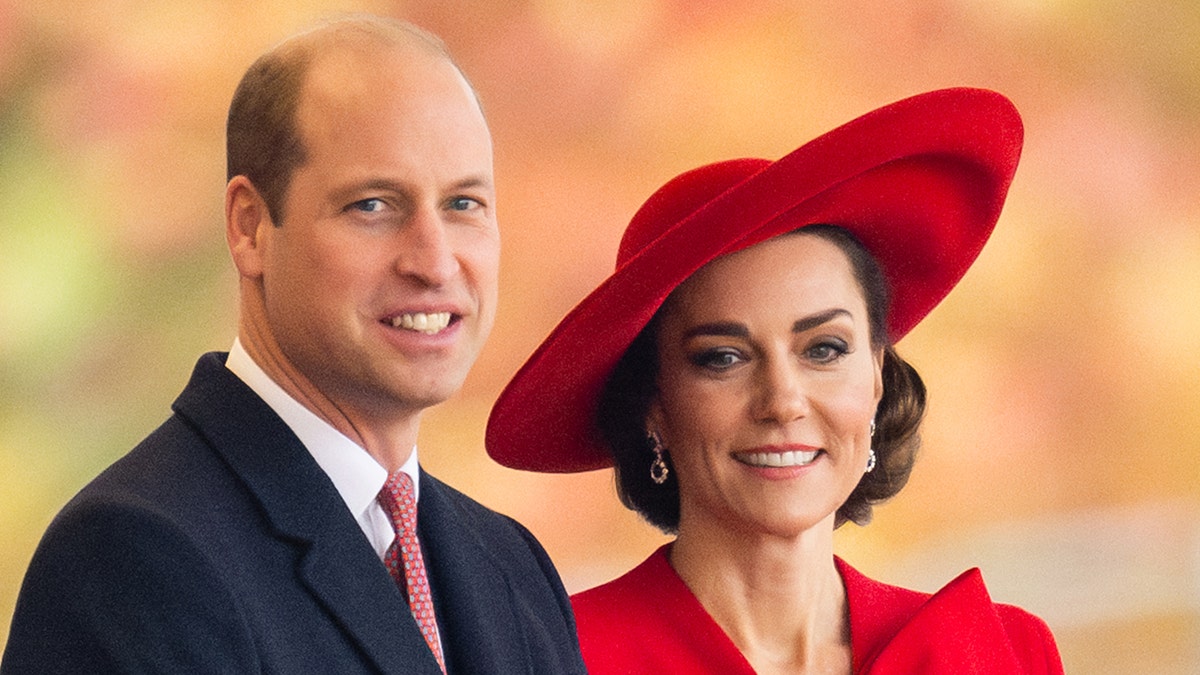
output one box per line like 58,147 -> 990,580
2,1 -> 1198,671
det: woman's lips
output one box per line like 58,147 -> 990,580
735,448 -> 821,468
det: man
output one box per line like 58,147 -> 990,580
3,16 -> 585,674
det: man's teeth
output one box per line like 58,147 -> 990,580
391,312 -> 451,334
742,450 -> 819,468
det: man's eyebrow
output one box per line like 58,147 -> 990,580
449,175 -> 493,192
333,178 -> 407,198
337,174 -> 494,195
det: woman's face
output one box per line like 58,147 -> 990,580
649,232 -> 883,540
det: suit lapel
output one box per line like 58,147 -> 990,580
418,473 -> 531,675
172,353 -> 441,674
299,531 -> 444,674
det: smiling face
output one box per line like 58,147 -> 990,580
228,35 -> 498,443
649,232 -> 883,540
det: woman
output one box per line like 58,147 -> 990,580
487,88 -> 1063,673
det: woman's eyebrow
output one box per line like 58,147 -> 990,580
793,308 -> 851,334
681,321 -> 748,340
680,308 -> 851,341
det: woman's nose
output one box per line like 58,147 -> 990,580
751,358 -> 810,424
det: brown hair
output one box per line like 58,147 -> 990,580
225,15 -> 466,225
596,224 -> 926,533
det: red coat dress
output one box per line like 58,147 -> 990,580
571,545 -> 1063,674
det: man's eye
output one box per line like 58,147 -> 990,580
350,198 -> 386,212
448,197 -> 481,211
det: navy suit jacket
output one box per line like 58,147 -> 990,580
2,353 -> 585,674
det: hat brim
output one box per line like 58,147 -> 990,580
487,87 -> 1023,473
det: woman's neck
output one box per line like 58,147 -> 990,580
669,518 -> 851,674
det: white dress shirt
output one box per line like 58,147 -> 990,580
225,339 -> 418,560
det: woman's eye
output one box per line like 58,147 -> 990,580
690,348 -> 744,371
807,340 -> 849,364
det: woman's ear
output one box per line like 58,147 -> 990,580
225,176 -> 272,279
873,347 -> 886,405
646,398 -> 665,443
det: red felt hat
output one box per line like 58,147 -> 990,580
487,87 -> 1023,473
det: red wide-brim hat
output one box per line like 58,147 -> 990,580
487,87 -> 1023,473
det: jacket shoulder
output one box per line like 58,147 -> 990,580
844,562 -> 1064,674
421,473 -> 539,547
3,485 -> 259,672
995,601 -> 1064,674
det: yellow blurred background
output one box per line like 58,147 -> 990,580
2,1 -> 1198,671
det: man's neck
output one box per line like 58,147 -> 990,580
231,332 -> 421,473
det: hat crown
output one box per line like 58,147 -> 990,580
617,158 -> 770,270
487,87 -> 1024,474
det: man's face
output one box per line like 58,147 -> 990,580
252,43 -> 499,426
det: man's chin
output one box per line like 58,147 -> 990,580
385,372 -> 472,410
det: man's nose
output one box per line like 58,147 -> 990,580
393,207 -> 460,286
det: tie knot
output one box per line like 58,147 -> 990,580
378,471 -> 417,534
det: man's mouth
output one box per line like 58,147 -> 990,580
389,311 -> 452,335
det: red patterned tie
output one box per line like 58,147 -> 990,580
378,471 -> 446,673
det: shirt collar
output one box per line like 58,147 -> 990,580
225,338 -> 420,515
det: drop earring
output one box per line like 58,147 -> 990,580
865,419 -> 877,473
648,431 -> 669,485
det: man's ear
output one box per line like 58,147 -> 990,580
225,176 -> 272,279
